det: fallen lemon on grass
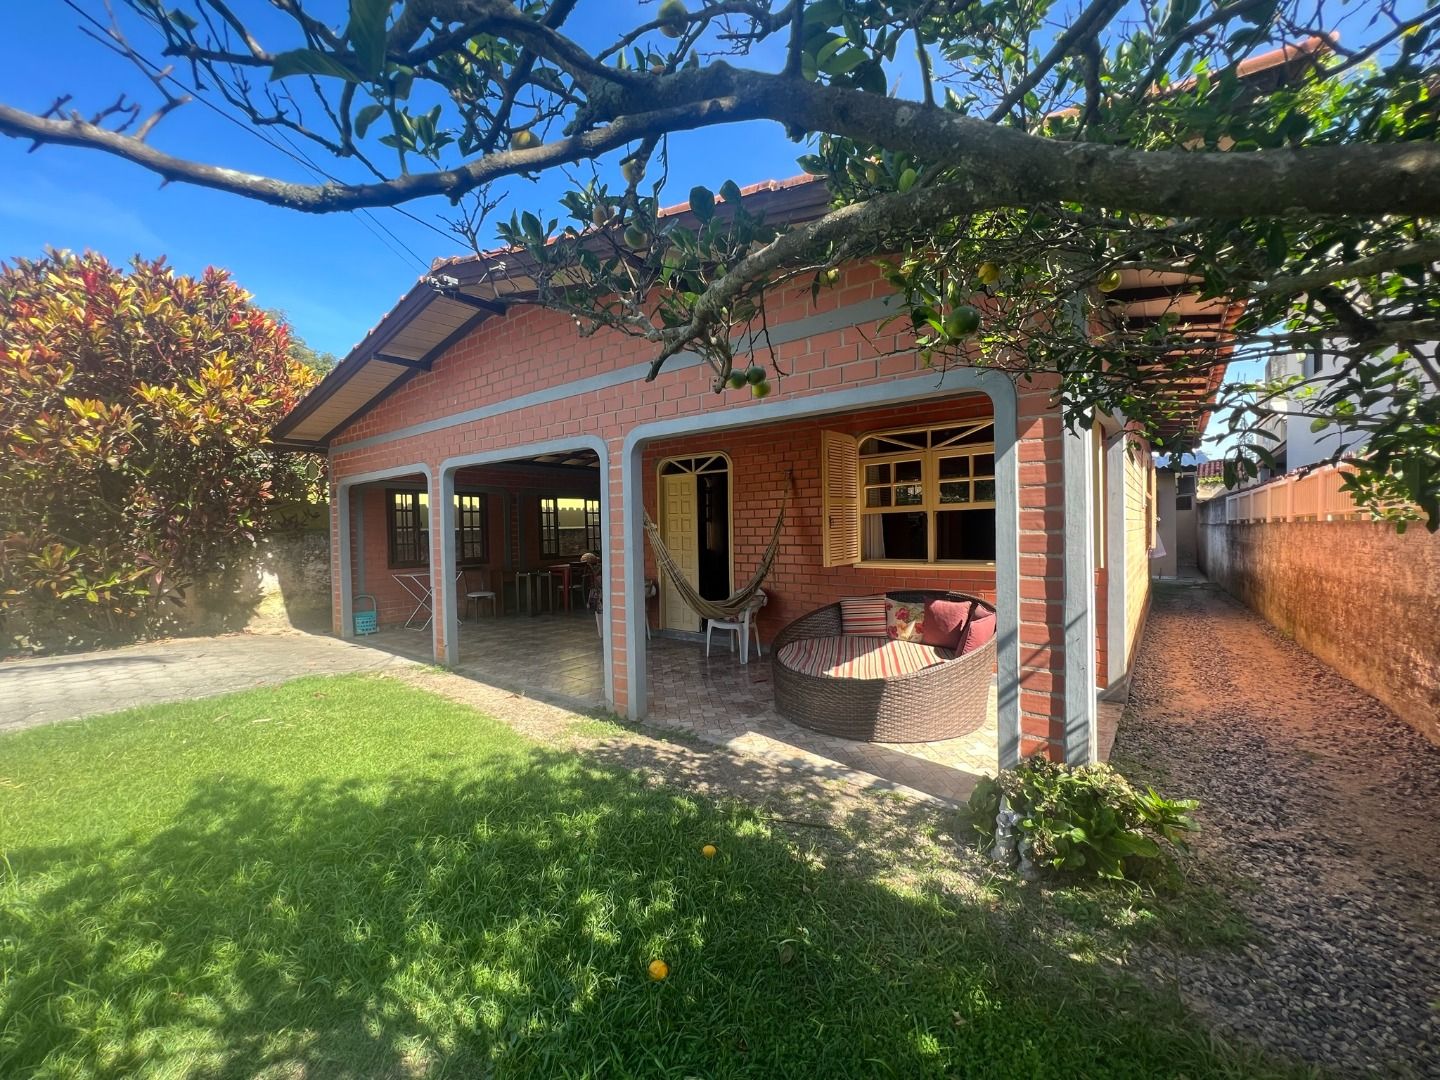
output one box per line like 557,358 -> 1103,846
648,959 -> 669,980
702,843 -> 717,858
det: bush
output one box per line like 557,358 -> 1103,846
0,251 -> 322,652
967,756 -> 1198,882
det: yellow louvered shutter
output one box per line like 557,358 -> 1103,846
821,430 -> 860,566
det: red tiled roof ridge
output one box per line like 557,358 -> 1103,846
429,174 -> 824,272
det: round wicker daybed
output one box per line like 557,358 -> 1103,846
771,590 -> 996,743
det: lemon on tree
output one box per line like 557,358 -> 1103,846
750,380 -> 772,399
726,370 -> 747,390
510,128 -> 539,150
744,365 -> 766,385
1097,269 -> 1124,292
943,305 -> 981,339
621,158 -> 644,185
977,261 -> 1001,286
657,0 -> 687,38
623,225 -> 650,250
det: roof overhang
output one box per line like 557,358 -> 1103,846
269,177 -> 831,450
1099,269 -> 1248,443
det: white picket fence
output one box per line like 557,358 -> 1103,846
1200,464 -> 1374,524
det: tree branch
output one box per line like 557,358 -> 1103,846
9,62 -> 1440,218
987,0 -> 1127,123
0,92 -> 762,210
1255,239 -> 1440,297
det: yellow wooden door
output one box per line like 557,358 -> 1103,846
660,472 -> 701,631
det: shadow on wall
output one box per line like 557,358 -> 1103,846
179,527 -> 333,635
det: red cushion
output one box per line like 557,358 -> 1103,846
921,598 -> 974,650
961,607 -> 997,654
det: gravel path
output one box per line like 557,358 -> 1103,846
1118,580 -> 1440,1076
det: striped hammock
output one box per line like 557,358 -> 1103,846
643,492 -> 787,624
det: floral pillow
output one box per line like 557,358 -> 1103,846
885,599 -> 925,642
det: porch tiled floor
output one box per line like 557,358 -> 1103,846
646,637 -> 998,803
366,611 -> 606,707
366,615 -> 1011,804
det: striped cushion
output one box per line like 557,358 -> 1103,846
839,596 -> 888,636
778,635 -> 955,680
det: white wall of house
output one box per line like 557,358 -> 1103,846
1261,346 -> 1436,474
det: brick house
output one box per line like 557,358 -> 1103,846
272,176 -> 1223,770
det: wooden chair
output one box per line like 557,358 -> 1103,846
462,568 -> 498,621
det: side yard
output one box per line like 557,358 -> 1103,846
1116,580 -> 1440,1071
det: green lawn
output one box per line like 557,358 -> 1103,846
0,675 -> 1281,1078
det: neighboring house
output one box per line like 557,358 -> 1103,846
1152,464 -> 1198,578
1255,346 -> 1436,476
271,177 -> 1227,768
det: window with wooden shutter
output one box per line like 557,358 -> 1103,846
821,430 -> 860,566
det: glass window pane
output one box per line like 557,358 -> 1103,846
864,463 -> 890,485
865,488 -> 892,507
939,481 -> 970,504
957,423 -> 994,445
859,437 -> 882,455
557,497 -> 587,528
878,435 -> 923,453
974,479 -> 997,502
862,511 -> 928,561
928,426 -> 964,446
973,453 -> 995,477
936,509 -> 996,561
416,492 -> 429,531
939,456 -> 970,479
895,459 -> 922,482
895,483 -> 923,506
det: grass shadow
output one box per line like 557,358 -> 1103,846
0,676 -> 1297,1079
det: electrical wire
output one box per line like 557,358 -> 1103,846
57,0 -> 453,273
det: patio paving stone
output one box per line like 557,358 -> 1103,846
368,613 -> 1006,802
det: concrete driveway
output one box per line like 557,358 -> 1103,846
0,632 -> 417,735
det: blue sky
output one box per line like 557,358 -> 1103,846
0,1 -> 1401,458
0,3 -> 805,357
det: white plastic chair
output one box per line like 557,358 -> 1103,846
705,591 -> 767,665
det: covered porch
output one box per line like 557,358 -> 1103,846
361,608 -> 1006,802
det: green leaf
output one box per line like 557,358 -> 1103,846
354,104 -> 385,138
346,0 -> 391,79
270,49 -> 358,83
814,35 -> 850,70
897,168 -> 918,193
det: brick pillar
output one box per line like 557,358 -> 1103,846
1014,378 -> 1068,760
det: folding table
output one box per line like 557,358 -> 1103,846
393,570 -> 462,630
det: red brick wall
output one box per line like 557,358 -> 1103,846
325,260 -> 1077,756
640,394 -> 999,642
1094,566 -> 1109,688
